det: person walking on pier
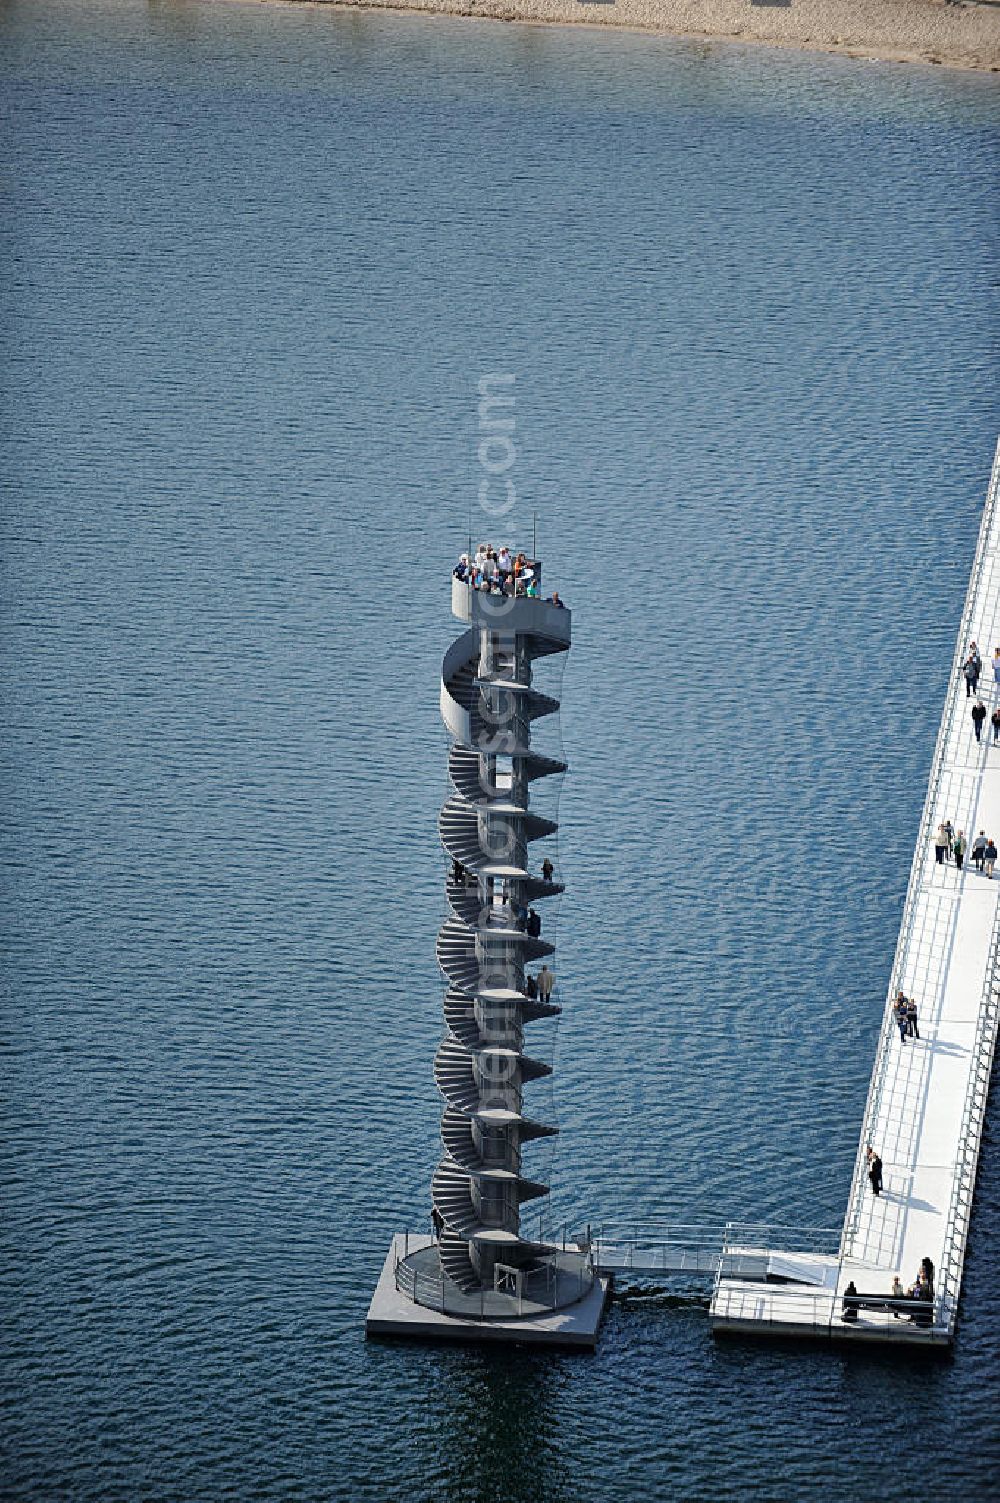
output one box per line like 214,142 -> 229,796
890,991 -> 908,1040
972,831 -> 987,872
905,998 -> 919,1039
842,1281 -> 859,1322
954,830 -> 966,870
934,822 -> 950,864
991,707 -> 1000,746
964,650 -> 980,697
869,1152 -> 883,1197
986,838 -> 997,879
972,698 -> 987,743
537,964 -> 554,1003
966,642 -> 983,693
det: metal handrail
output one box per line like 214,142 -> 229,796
559,1221 -> 844,1291
394,1240 -> 594,1320
936,893 -> 1000,1327
577,1221 -> 840,1248
711,1280 -> 948,1338
842,436 -> 1000,1254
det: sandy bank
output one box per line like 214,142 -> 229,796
260,0 -> 1000,71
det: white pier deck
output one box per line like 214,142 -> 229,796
711,442 -> 1000,1345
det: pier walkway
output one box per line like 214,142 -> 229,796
710,441 -> 1000,1344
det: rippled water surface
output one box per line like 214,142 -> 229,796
2,2 -> 999,1498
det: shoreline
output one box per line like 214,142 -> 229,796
234,0 -> 1000,72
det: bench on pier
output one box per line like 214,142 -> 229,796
841,1293 -> 934,1328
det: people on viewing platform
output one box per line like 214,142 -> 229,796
992,707 -> 1000,745
452,546 -> 567,606
953,830 -> 966,869
541,858 -> 554,883
986,838 -> 997,878
524,973 -> 538,1000
906,998 -> 920,1039
537,964 -> 554,1002
972,698 -> 987,742
993,646 -> 1000,687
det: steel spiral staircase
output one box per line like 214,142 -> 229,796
430,570 -> 577,1299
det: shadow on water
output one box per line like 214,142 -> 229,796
711,1329 -> 953,1374
440,1350 -> 574,1503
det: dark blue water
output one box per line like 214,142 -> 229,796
2,2 -> 999,1498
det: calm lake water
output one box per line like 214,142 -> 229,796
2,1 -> 999,1498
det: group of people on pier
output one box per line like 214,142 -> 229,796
929,646 -> 1000,868
892,1258 -> 935,1305
842,1254 -> 935,1326
964,642 -> 1000,743
453,545 -> 565,607
961,640 -> 1000,698
891,990 -> 919,1043
933,820 -> 998,875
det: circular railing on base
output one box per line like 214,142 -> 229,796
395,1243 -> 594,1321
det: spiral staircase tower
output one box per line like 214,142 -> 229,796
429,564 -> 579,1300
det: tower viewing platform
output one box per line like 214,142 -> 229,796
366,552 -> 608,1348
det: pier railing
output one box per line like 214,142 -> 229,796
556,1221 -> 840,1280
717,1222 -> 841,1257
711,1281 -> 949,1341
842,436 -> 1000,1257
935,891 -> 1000,1329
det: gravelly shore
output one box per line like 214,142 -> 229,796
257,0 -> 1000,71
